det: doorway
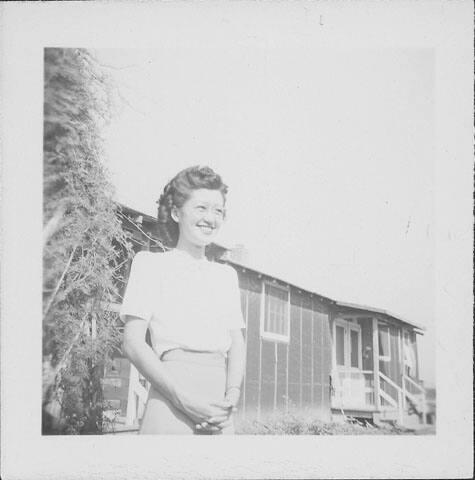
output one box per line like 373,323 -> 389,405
334,318 -> 365,407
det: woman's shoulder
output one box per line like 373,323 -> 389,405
133,250 -> 164,261
132,250 -> 172,269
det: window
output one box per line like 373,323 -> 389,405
334,319 -> 362,370
336,325 -> 345,366
261,283 -> 290,342
378,324 -> 391,361
350,329 -> 359,368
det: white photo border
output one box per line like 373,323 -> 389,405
1,1 -> 473,479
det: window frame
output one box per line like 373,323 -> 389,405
349,324 -> 362,369
335,323 -> 346,367
334,317 -> 362,370
260,280 -> 291,343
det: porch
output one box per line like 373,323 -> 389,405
330,313 -> 427,428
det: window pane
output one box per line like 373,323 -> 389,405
378,326 -> 390,358
277,302 -> 283,334
273,300 -> 278,332
336,326 -> 345,366
266,295 -> 272,331
350,330 -> 359,367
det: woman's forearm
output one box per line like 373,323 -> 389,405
226,329 -> 246,393
122,324 -> 183,409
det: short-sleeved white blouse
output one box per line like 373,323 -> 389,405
119,249 -> 245,358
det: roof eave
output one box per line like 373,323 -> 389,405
334,300 -> 426,333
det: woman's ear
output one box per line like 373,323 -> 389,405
171,206 -> 179,223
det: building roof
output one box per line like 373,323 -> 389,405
224,256 -> 425,333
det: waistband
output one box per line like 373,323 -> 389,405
160,348 -> 226,367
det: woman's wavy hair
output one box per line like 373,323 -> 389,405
156,165 -> 228,247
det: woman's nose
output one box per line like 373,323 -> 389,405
202,209 -> 216,223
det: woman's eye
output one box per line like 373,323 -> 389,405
196,206 -> 206,211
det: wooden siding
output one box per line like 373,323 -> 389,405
312,308 -> 322,406
288,290 -> 302,408
312,308 -> 330,410
260,340 -> 276,413
243,285 -> 261,417
236,277 -> 248,412
301,303 -> 313,408
276,342 -> 287,410
316,308 -> 332,409
236,269 -> 333,420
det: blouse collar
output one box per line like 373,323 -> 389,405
170,248 -> 209,264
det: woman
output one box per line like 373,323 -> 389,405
120,165 -> 246,434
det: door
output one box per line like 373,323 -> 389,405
334,319 -> 365,407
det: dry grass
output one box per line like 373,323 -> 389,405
235,413 -> 415,435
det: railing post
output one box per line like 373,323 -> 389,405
372,318 -> 381,410
402,374 -> 406,410
421,392 -> 427,425
397,390 -> 403,425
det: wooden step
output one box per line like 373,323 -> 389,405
375,408 -> 424,428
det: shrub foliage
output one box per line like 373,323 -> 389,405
42,48 -> 132,434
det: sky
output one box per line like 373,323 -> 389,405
94,47 -> 435,385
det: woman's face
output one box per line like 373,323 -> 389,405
173,188 -> 225,247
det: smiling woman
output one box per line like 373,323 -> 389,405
120,166 -> 246,434
156,165 -> 228,249
171,188 -> 225,249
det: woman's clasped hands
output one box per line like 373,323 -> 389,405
177,389 -> 239,433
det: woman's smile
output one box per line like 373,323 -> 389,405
197,224 -> 215,235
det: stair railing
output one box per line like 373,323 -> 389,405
378,371 -> 404,425
403,374 -> 427,424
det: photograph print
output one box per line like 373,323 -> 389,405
42,45 -> 436,437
